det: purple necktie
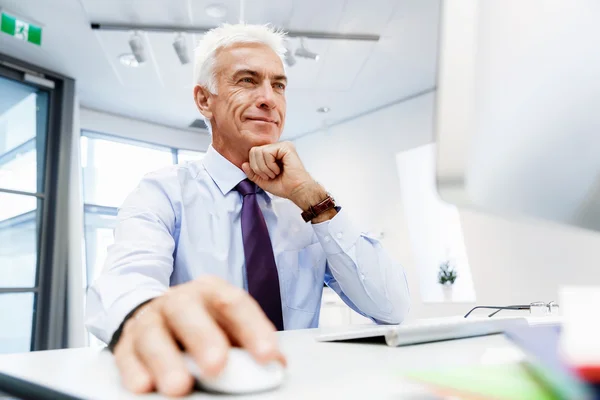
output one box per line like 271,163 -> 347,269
235,179 -> 284,331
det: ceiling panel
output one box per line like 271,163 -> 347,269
314,40 -> 376,91
146,31 -> 195,89
384,0 -> 440,37
336,0 -> 398,33
287,0 -> 346,32
284,37 -> 328,90
188,0 -> 243,26
94,31 -> 162,88
356,0 -> 439,89
81,0 -> 191,25
0,0 -> 116,80
191,0 -> 295,26
241,0 -> 294,26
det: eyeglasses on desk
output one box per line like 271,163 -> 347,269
464,301 -> 559,318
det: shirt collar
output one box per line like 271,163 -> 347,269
202,145 -> 273,200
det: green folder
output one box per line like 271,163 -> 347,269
404,362 -> 560,400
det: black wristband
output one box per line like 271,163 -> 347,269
106,299 -> 155,353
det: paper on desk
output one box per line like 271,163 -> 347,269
403,363 -> 560,400
560,286 -> 600,381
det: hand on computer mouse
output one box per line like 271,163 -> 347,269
112,276 -> 287,397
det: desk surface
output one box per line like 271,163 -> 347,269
0,322 -> 529,400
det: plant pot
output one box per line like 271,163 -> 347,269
441,284 -> 453,302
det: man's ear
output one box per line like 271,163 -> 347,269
194,85 -> 213,121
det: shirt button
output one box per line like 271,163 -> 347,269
336,232 -> 343,239
324,235 -> 331,243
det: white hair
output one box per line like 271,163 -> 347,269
193,23 -> 287,94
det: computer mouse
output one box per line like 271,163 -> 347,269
184,348 -> 286,394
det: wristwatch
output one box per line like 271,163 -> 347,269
301,195 -> 336,222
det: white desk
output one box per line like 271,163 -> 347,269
0,323 -> 530,400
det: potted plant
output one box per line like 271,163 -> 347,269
438,260 -> 457,301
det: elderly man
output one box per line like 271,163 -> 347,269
85,23 -> 410,396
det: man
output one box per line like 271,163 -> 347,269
85,23 -> 410,397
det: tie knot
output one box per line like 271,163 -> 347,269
235,179 -> 257,196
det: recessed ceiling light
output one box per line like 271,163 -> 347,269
205,3 -> 228,19
119,53 -> 141,67
317,107 -> 331,113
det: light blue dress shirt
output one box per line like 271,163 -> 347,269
86,145 -> 410,343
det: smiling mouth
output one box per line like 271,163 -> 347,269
246,117 -> 278,125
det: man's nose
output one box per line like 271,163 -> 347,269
256,82 -> 276,110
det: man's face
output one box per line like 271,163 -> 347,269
204,43 -> 287,149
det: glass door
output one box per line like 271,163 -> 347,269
0,73 -> 49,354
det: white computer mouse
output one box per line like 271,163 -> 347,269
184,348 -> 286,395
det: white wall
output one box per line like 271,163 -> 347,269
462,211 -> 600,307
79,108 -> 210,152
295,91 -> 600,320
295,93 -> 440,320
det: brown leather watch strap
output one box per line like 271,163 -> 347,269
301,195 -> 336,222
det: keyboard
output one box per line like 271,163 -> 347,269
316,316 -> 529,347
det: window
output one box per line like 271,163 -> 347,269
81,134 -> 174,208
0,74 -> 49,354
0,193 -> 38,288
80,132 -> 205,345
81,132 -> 206,286
0,83 -> 45,194
396,144 -> 476,303
0,293 -> 34,354
82,204 -> 118,287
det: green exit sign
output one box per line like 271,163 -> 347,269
0,11 -> 42,46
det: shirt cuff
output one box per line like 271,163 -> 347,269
107,298 -> 155,352
312,209 -> 361,254
109,290 -> 163,338
86,288 -> 164,344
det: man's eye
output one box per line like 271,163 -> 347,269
240,77 -> 255,84
274,83 -> 286,90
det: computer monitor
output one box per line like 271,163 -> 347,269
435,0 -> 600,233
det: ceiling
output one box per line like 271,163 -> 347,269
0,0 -> 440,139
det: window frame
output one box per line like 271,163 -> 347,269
0,52 -> 75,352
79,130 -> 206,288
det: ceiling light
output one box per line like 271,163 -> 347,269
205,3 -> 228,19
119,53 -> 141,67
173,33 -> 190,65
284,42 -> 296,67
295,38 -> 319,61
317,107 -> 331,113
128,32 -> 147,64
